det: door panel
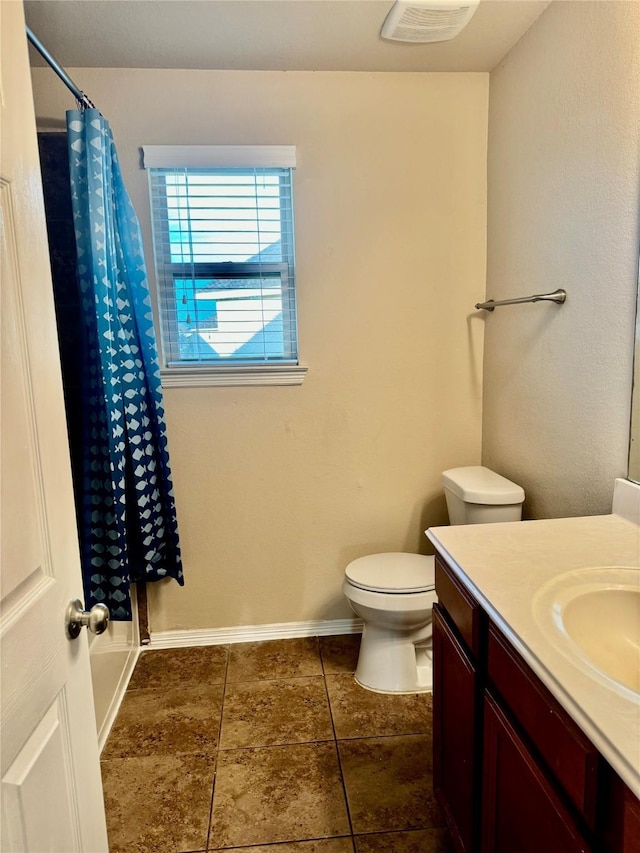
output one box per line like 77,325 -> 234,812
0,2 -> 108,849
0,178 -> 47,602
3,697 -> 80,853
481,692 -> 591,853
432,603 -> 480,852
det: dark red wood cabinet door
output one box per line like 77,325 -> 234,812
481,691 -> 593,853
433,603 -> 479,852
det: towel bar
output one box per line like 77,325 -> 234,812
475,288 -> 567,312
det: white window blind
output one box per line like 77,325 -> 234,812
146,148 -> 298,374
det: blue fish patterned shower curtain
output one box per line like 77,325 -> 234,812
67,109 -> 183,619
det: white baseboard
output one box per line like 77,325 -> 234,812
149,617 -> 363,649
97,644 -> 141,753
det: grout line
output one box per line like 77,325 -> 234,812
354,827 -> 448,838
206,644 -> 230,852
122,681 -> 227,693
225,672 -> 325,685
210,835 -> 355,851
320,639 -> 357,843
215,730 -> 430,754
218,738 -> 335,753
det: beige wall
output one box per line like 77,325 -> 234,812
483,1 -> 640,519
32,70 -> 488,631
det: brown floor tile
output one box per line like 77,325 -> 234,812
220,677 -> 333,749
220,841 -> 354,852
355,829 -> 454,852
101,753 -> 214,853
102,683 -> 224,759
209,742 -> 350,848
128,645 -> 228,690
326,674 -> 432,740
319,635 -> 361,674
338,736 -> 443,835
227,637 -> 323,683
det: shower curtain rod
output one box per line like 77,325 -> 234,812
26,26 -> 96,110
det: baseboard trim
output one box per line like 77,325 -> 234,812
149,617 -> 363,649
97,644 -> 141,753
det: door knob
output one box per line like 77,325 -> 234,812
65,599 -> 110,639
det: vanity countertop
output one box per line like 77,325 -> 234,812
426,512 -> 640,797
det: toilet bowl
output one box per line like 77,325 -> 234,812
343,553 -> 437,693
343,466 -> 524,694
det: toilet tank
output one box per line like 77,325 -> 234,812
442,466 -> 525,525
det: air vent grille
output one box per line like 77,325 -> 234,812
381,0 -> 480,43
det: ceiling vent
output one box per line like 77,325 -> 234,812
381,0 -> 480,43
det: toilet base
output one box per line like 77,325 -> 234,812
354,667 -> 432,695
354,623 -> 433,694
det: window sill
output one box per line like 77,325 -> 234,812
160,364 -> 308,388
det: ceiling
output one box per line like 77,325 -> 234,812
24,0 -> 551,73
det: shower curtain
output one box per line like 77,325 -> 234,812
67,109 -> 183,620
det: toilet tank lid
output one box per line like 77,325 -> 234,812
345,552 -> 435,593
441,466 -> 525,505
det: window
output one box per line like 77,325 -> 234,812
144,146 -> 305,387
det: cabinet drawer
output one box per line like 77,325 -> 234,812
487,623 -> 599,828
435,555 -> 484,658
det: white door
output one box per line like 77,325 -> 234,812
0,2 -> 109,850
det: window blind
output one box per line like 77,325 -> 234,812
148,164 -> 298,368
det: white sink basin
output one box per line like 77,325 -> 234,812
534,567 -> 640,698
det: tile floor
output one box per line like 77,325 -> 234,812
101,635 -> 454,852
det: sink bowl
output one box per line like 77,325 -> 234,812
534,567 -> 640,698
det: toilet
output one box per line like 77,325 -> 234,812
343,466 -> 525,693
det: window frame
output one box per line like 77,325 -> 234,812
144,146 -> 307,388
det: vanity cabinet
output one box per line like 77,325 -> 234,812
432,554 -> 640,853
432,604 -> 480,852
482,691 -> 592,852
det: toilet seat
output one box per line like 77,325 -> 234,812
345,552 -> 435,594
